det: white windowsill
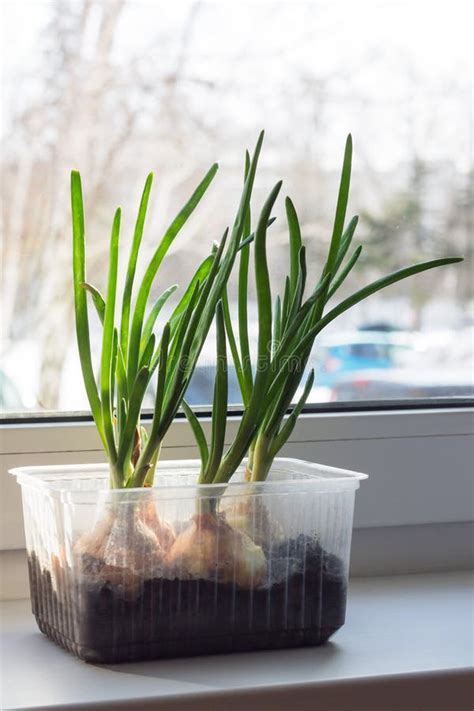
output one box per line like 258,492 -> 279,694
1,571 -> 472,711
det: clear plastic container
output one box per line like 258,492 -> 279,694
11,457 -> 367,663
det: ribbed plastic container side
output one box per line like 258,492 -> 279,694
13,458 -> 365,662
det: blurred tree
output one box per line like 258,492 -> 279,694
443,168 -> 473,305
2,0 -> 128,407
357,158 -> 469,324
361,159 -> 436,267
1,0 -> 218,408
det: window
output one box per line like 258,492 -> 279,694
0,2 -> 473,611
1,0 -> 472,415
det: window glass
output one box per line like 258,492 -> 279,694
1,0 -> 473,414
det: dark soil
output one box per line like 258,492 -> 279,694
28,536 -> 347,663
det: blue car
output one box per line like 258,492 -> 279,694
311,331 -> 413,388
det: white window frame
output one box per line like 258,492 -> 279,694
1,405 -> 473,597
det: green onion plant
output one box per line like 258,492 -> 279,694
183,135 -> 463,485
72,133 -> 267,489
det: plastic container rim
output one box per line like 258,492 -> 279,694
10,457 -> 368,499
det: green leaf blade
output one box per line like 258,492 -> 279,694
182,400 -> 209,474
71,171 -> 104,443
117,366 -> 150,467
127,163 -> 218,387
120,173 -> 154,360
326,244 -> 363,300
81,282 -> 106,324
140,284 -> 178,355
202,301 -> 228,483
270,369 -> 315,458
100,207 -> 121,465
324,134 -> 352,276
133,322 -> 171,487
222,288 -> 248,404
285,196 -> 302,295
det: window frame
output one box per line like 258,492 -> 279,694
1,395 -> 472,425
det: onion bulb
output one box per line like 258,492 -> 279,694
166,512 -> 267,588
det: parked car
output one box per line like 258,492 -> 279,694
182,331 -> 417,407
184,364 -> 242,406
329,367 -> 474,401
310,331 -> 414,388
